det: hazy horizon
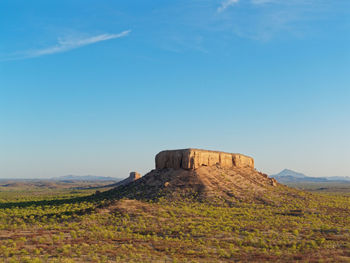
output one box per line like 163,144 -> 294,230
1,166 -> 350,180
1,1 -> 349,179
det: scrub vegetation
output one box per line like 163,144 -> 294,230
0,184 -> 350,262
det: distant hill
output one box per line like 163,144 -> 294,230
273,169 -> 308,179
51,175 -> 121,182
327,176 -> 350,182
271,169 -> 350,183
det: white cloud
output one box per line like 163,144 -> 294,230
3,30 -> 131,61
29,30 -> 131,57
217,0 -> 240,13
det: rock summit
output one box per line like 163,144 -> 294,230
106,148 -> 282,203
156,148 -> 254,170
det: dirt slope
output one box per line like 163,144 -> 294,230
103,165 -> 302,204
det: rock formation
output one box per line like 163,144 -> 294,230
156,148 -> 254,170
129,172 -> 141,181
105,148 -> 283,203
112,172 -> 141,188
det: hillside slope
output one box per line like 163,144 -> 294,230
103,165 -> 306,205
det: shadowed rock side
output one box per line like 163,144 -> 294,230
156,149 -> 254,170
106,166 -> 282,204
107,172 -> 141,188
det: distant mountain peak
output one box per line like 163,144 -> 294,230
272,169 -> 307,179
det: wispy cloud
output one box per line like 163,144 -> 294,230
217,0 -> 240,13
2,30 -> 131,61
214,0 -> 338,41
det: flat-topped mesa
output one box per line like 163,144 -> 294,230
155,149 -> 254,170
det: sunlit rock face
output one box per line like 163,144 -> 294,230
155,149 -> 254,170
113,172 -> 141,187
129,172 -> 141,181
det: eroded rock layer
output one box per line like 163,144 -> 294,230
155,149 -> 254,170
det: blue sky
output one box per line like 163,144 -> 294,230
0,0 -> 349,178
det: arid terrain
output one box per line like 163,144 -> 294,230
1,149 -> 350,262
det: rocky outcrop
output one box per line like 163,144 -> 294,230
129,172 -> 141,181
112,172 -> 141,188
105,149 -> 285,203
155,149 -> 254,170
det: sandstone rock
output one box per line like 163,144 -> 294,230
129,172 -> 141,181
155,149 -> 254,170
113,171 -> 141,187
107,149 -> 289,203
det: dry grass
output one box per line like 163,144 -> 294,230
0,171 -> 350,262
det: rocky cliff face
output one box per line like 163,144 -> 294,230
106,149 -> 282,203
155,149 -> 254,170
